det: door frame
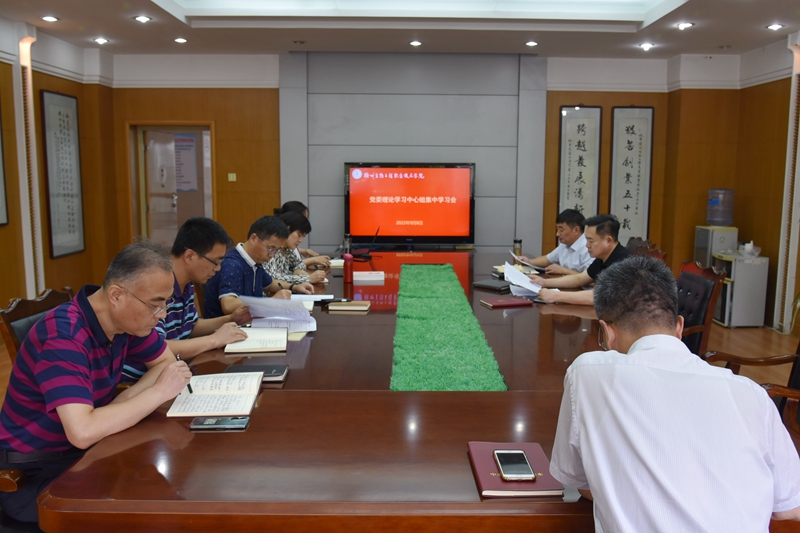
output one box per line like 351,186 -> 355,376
125,121 -> 216,240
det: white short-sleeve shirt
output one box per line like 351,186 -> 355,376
550,334 -> 800,533
545,233 -> 593,272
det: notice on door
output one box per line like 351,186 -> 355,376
175,134 -> 198,191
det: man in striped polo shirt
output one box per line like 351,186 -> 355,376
121,218 -> 250,382
0,241 -> 192,523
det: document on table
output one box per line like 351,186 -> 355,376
239,295 -> 310,320
291,294 -> 334,302
503,261 -> 543,293
251,316 -> 317,333
509,250 -> 544,271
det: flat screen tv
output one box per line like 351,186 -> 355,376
344,163 -> 475,246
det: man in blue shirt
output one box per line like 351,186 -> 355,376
204,216 -> 313,318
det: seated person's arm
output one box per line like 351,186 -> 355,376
773,507 -> 800,521
519,255 -> 551,268
545,264 -> 582,276
578,489 -> 593,501
268,279 -> 310,297
220,294 -> 253,314
530,271 -> 592,290
300,248 -> 318,258
537,287 -> 594,305
57,350 -> 190,449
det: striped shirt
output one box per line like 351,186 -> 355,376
0,285 -> 167,453
121,274 -> 195,382
204,244 -> 273,318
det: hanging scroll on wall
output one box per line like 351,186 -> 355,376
609,107 -> 653,243
0,100 -> 7,226
41,90 -> 85,258
558,106 -> 601,218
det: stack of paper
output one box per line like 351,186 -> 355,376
328,300 -> 371,315
224,327 -> 287,354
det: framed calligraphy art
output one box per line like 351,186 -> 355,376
558,106 -> 601,217
0,99 -> 7,226
610,107 -> 653,243
41,90 -> 85,258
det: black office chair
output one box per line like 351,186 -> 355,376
0,287 -> 74,363
675,262 -> 725,357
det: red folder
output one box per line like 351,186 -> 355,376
479,297 -> 534,309
467,441 -> 564,498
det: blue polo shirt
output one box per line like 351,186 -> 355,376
121,274 -> 196,382
0,285 -> 166,453
204,244 -> 273,319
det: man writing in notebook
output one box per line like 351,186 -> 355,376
0,241 -> 192,523
204,216 -> 313,319
528,214 -> 630,305
121,218 -> 250,382
549,255 -> 800,531
518,209 -> 593,275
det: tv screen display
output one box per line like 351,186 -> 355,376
345,163 -> 475,245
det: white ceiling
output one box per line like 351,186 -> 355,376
0,0 -> 797,58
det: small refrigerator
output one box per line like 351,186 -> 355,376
694,226 -> 738,268
712,251 -> 769,328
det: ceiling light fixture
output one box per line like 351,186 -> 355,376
639,43 -> 654,51
175,38 -> 187,43
767,24 -> 784,31
42,16 -> 58,22
677,22 -> 694,30
135,15 -> 151,23
410,40 -> 422,47
525,41 -> 538,47
94,37 -> 108,45
293,40 -> 306,45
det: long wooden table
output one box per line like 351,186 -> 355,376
38,251 -> 598,532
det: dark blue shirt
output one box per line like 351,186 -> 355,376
204,244 -> 273,318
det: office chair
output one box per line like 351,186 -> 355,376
624,237 -> 654,253
676,262 -> 725,357
0,288 -> 74,363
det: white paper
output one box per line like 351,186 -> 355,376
503,261 -> 543,293
291,294 -> 334,301
251,317 -> 317,334
510,285 -> 537,296
239,295 -> 310,320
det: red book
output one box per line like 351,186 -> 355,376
467,441 -> 564,498
479,297 -> 534,309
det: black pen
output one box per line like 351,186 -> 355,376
175,354 -> 193,394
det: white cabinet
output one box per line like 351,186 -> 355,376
712,252 -> 769,328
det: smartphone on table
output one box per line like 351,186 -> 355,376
493,449 -> 536,481
189,416 -> 250,432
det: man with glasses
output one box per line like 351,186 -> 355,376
549,255 -> 800,531
0,241 -> 192,523
204,216 -> 313,319
121,218 -> 251,382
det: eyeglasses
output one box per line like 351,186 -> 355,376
258,237 -> 280,255
120,286 -> 168,316
598,319 -> 613,351
192,249 -> 220,267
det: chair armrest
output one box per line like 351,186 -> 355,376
0,468 -> 24,492
763,384 -> 800,434
703,351 -> 798,375
681,325 -> 705,336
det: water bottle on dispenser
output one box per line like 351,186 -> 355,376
706,188 -> 734,226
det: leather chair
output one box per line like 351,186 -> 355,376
676,262 -> 725,357
634,247 -> 667,261
625,237 -> 654,253
0,287 -> 74,363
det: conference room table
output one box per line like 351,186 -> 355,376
38,251 -> 599,533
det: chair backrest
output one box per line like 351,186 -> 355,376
676,262 -> 725,355
634,247 -> 667,262
625,237 -> 654,253
0,287 -> 74,363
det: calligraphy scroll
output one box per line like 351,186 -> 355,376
559,106 -> 601,217
610,107 -> 653,243
0,101 -> 7,226
41,91 -> 85,257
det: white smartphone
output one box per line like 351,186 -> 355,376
493,449 -> 536,481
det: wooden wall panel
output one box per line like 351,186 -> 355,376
0,62 -> 25,304
112,88 -> 281,245
735,78 -> 791,328
32,72 -> 113,292
544,92 -> 668,255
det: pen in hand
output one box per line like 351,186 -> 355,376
175,354 -> 193,394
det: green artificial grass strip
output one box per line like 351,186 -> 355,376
390,264 -> 507,391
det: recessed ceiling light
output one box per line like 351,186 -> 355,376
410,40 -> 422,47
639,43 -> 654,51
526,41 -> 538,47
94,37 -> 108,45
42,16 -> 58,22
718,45 -> 732,50
767,24 -> 784,31
135,15 -> 151,23
677,22 -> 694,30
175,38 -> 187,43
293,40 -> 306,45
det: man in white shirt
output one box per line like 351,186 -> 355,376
519,209 -> 593,275
550,255 -> 800,532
